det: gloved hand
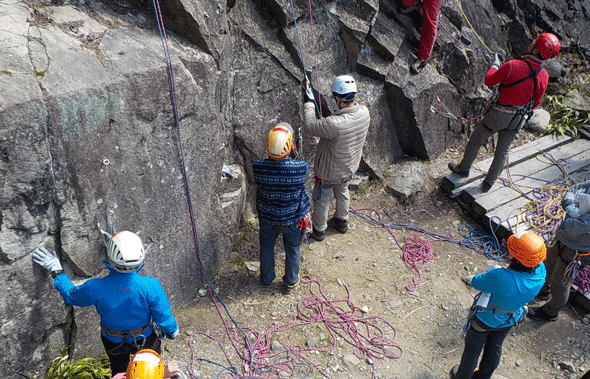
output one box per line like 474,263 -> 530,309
32,247 -> 63,272
492,52 -> 502,68
303,76 -> 314,103
165,329 -> 179,340
566,204 -> 582,219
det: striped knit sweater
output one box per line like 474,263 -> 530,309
253,158 -> 310,226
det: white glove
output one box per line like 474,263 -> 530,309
303,76 -> 314,103
32,247 -> 63,272
492,52 -> 502,68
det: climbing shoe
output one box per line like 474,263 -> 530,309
283,275 -> 300,294
481,181 -> 493,193
527,306 -> 558,322
449,365 -> 459,379
328,217 -> 348,234
309,228 -> 325,242
410,59 -> 426,75
448,162 -> 469,177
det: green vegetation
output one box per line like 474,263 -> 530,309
356,187 -> 367,196
233,219 -> 257,251
544,90 -> 590,138
232,255 -> 245,267
369,178 -> 383,186
35,348 -> 110,379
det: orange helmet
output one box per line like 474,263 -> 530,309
506,231 -> 547,267
265,123 -> 294,160
126,349 -> 164,379
532,33 -> 560,59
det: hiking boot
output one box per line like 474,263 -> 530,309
283,275 -> 300,294
448,162 -> 469,177
535,290 -> 551,301
328,217 -> 348,234
449,365 -> 459,379
527,306 -> 558,322
309,228 -> 325,241
481,181 -> 493,193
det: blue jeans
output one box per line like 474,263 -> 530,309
456,318 -> 512,379
259,221 -> 303,286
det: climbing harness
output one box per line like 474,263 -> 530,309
564,250 -> 590,286
496,59 -> 542,131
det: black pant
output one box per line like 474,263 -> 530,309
101,331 -> 161,374
456,319 -> 512,379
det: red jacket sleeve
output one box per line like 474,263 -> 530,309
484,61 -> 513,88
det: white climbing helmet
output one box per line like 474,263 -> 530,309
107,231 -> 145,273
331,75 -> 357,101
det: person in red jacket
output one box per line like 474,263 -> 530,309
402,0 -> 441,74
448,33 -> 560,192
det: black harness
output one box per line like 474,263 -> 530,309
497,60 -> 542,115
485,60 -> 542,133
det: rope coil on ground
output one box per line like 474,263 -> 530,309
188,276 -> 403,379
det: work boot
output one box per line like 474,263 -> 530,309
309,228 -> 325,242
328,217 -> 348,234
481,181 -> 493,193
283,275 -> 300,294
527,306 -> 558,322
448,162 -> 470,177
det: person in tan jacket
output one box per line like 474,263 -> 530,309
303,75 -> 370,241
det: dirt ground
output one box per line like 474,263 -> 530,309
163,141 -> 590,379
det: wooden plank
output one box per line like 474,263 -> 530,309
485,160 -> 590,237
441,135 -> 571,194
469,139 -> 590,216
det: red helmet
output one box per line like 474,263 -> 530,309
533,33 -> 560,59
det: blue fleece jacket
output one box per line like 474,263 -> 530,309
53,263 -> 178,342
472,263 -> 545,328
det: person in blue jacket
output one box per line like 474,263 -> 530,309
528,180 -> 590,321
32,230 -> 179,375
253,122 -> 311,293
450,231 -> 546,379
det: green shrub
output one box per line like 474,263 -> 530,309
39,348 -> 111,379
544,93 -> 590,137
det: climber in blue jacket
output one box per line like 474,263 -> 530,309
450,231 -> 546,379
32,230 -> 179,375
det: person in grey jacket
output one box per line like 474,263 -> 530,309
303,75 -> 370,241
528,179 -> 590,321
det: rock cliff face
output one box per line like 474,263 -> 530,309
0,0 -> 586,376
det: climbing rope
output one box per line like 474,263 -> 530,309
187,276 -> 403,379
151,1 -> 262,377
453,0 -> 492,53
574,265 -> 590,294
400,233 -> 438,292
505,152 -> 570,242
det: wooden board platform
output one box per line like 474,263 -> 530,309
441,135 -> 590,240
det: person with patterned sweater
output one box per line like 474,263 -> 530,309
448,33 -> 560,192
253,122 -> 310,293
